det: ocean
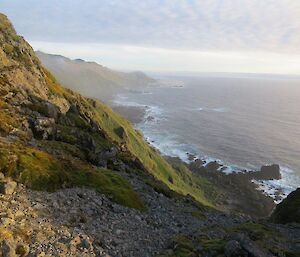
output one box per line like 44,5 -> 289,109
113,74 -> 300,200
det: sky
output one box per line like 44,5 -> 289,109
1,0 -> 300,74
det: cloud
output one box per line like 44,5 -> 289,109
1,0 -> 300,54
30,41 -> 300,74
1,0 -> 300,73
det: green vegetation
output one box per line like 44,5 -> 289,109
42,67 -> 215,207
226,222 -> 298,257
0,13 -> 216,212
158,236 -> 198,257
3,43 -> 14,55
0,14 -> 13,32
0,100 -> 18,134
199,238 -> 225,253
0,141 -> 144,210
228,222 -> 282,241
157,235 -> 225,257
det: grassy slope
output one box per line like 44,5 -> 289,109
0,140 -> 144,210
46,72 -> 214,207
0,13 -> 214,209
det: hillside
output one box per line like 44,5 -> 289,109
270,188 -> 300,224
0,13 -> 215,208
0,13 -> 299,257
36,51 -> 155,101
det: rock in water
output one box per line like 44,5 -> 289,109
259,164 -> 281,180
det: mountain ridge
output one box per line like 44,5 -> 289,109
36,51 -> 156,102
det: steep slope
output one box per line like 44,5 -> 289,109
270,188 -> 300,224
37,51 -> 155,101
1,14 -> 299,257
0,14 -> 212,209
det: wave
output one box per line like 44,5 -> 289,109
113,94 -> 164,124
192,107 -> 227,113
252,166 -> 299,203
113,93 -> 297,203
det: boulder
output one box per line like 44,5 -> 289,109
30,117 -> 56,140
44,102 -> 59,120
259,164 -> 281,180
190,159 -> 205,170
229,233 -> 266,257
0,181 -> 17,195
225,240 -> 246,257
205,161 -> 220,172
0,239 -> 16,257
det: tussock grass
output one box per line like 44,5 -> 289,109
0,141 -> 144,210
44,69 -> 215,207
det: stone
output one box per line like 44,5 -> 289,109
259,164 -> 281,180
78,239 -> 90,250
44,102 -> 59,120
190,159 -> 205,169
0,240 -> 16,257
0,181 -> 17,195
0,218 -> 15,226
230,233 -> 266,257
224,240 -> 245,257
205,161 -> 220,172
15,244 -> 29,257
30,117 -> 56,140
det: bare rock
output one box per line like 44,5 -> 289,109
0,181 -> 17,195
205,161 -> 220,172
225,240 -> 246,257
259,164 -> 281,180
0,240 -> 16,257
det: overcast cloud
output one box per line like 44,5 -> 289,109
1,0 -> 300,73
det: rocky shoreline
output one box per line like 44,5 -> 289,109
112,102 -> 290,205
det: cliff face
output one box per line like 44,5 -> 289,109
0,13 -> 212,209
270,188 -> 300,224
0,14 -> 299,257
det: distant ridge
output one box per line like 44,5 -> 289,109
36,51 -> 156,101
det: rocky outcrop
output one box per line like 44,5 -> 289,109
270,188 -> 300,224
252,164 -> 281,180
0,173 -> 17,195
29,117 -> 56,140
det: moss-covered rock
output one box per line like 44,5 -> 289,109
0,141 -> 144,210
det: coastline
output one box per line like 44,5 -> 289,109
112,94 -> 296,207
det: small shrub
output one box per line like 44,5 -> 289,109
3,44 -> 14,55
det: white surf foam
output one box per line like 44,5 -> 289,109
113,93 -> 297,203
252,166 -> 298,203
191,107 -> 227,113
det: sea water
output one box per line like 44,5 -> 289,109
113,74 -> 300,200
